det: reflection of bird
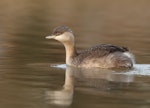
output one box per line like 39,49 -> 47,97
45,66 -> 134,106
46,26 -> 135,68
46,66 -> 74,106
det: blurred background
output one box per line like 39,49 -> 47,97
0,0 -> 150,64
0,0 -> 150,108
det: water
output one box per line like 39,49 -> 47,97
0,0 -> 150,108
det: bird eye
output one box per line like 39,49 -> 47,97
55,32 -> 62,36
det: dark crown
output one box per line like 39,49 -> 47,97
52,25 -> 73,36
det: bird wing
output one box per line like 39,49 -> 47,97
78,44 -> 129,58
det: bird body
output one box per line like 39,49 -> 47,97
46,26 -> 135,69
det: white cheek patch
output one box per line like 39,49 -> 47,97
55,34 -> 65,40
55,33 -> 71,42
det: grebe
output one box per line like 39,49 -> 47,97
46,26 -> 135,68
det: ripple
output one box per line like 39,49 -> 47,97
116,64 -> 150,76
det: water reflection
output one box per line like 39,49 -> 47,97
46,66 -> 74,106
46,66 -> 134,106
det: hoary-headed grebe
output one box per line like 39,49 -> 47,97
46,26 -> 135,68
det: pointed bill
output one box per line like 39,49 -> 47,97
45,35 -> 55,39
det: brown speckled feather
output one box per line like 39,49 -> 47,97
74,44 -> 129,63
47,25 -> 134,68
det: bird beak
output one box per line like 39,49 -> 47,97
45,35 -> 55,39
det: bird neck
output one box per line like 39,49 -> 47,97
63,41 -> 77,65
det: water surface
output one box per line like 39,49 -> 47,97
0,0 -> 150,108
